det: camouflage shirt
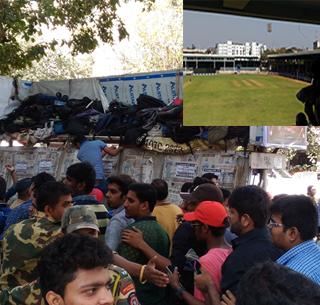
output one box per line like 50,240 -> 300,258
0,264 -> 139,305
0,212 -> 61,289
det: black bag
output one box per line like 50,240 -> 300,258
165,123 -> 201,144
225,126 -> 250,148
136,94 -> 166,109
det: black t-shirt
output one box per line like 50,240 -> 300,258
171,221 -> 206,294
221,227 -> 283,296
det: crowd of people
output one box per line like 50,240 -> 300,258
0,137 -> 319,305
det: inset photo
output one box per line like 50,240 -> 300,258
183,0 -> 320,126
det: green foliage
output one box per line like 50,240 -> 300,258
0,0 -> 154,75
15,50 -> 94,81
306,126 -> 320,165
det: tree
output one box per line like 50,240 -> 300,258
0,0 -> 154,75
16,50 -> 94,81
117,0 -> 182,73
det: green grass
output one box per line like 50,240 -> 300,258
183,74 -> 307,125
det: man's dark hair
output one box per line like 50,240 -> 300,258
202,173 -> 219,181
0,177 -> 6,201
220,188 -> 231,202
228,185 -> 269,228
36,181 -> 72,212
38,234 -> 113,299
66,162 -> 96,194
181,182 -> 192,193
128,183 -> 157,212
72,135 -> 87,146
151,179 -> 168,201
31,172 -> 55,198
270,195 -> 317,241
208,218 -> 229,237
237,261 -> 320,305
190,176 -> 213,192
107,175 -> 134,196
16,178 -> 32,199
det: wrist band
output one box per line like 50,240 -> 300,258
139,265 -> 147,284
175,286 -> 186,299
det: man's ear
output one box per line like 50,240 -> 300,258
44,205 -> 52,217
240,213 -> 252,228
45,291 -> 64,305
286,227 -> 300,244
140,201 -> 149,213
76,182 -> 86,193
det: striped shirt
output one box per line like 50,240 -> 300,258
277,240 -> 320,285
73,195 -> 111,236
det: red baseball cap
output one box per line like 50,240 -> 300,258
90,188 -> 104,203
184,201 -> 228,227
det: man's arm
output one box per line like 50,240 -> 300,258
103,146 -> 123,156
121,227 -> 171,270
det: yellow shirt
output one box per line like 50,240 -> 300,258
152,203 -> 183,251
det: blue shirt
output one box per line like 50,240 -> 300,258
0,199 -> 32,239
0,203 -> 11,235
316,202 -> 320,227
77,140 -> 106,179
105,206 -> 134,251
277,240 -> 320,284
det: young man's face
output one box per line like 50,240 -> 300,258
63,176 -> 84,196
47,194 -> 73,222
48,267 -> 113,305
106,183 -> 124,209
124,190 -> 144,219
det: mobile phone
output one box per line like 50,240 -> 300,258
165,265 -> 175,276
194,260 -> 201,275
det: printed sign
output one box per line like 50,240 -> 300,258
99,70 -> 183,105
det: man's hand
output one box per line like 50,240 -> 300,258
5,164 -> 15,173
221,290 -> 236,305
194,268 -> 213,293
143,256 -> 169,287
121,227 -> 145,250
168,267 -> 181,290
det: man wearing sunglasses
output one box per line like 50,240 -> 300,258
169,201 -> 232,305
269,195 -> 320,284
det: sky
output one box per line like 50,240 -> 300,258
184,10 -> 320,49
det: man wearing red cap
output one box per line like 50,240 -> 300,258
169,201 -> 232,304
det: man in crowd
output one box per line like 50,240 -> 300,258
11,178 -> 32,209
195,262 -> 320,305
269,195 -> 320,284
118,183 -> 169,305
0,181 -> 72,289
72,135 -> 122,192
105,175 -> 135,250
169,201 -> 232,305
307,185 -> 317,204
220,185 -> 282,296
38,234 -> 114,305
1,172 -> 55,238
0,205 -> 169,305
173,183 -> 224,296
63,162 -> 110,237
151,178 -> 182,248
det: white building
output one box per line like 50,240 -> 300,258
216,41 -> 267,58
